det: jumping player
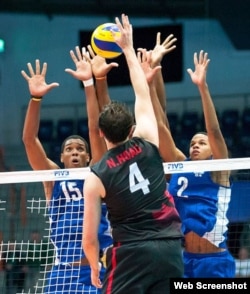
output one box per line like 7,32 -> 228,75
160,50 -> 236,278
83,14 -> 184,293
21,47 -> 113,293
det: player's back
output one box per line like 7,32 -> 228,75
91,137 -> 182,243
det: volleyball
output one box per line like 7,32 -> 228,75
91,23 -> 123,59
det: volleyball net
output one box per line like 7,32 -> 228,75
0,157 -> 250,293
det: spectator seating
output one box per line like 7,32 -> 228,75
38,120 -> 54,142
56,119 -> 75,141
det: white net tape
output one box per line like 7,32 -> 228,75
0,158 -> 249,184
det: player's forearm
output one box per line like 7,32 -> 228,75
154,70 -> 167,112
83,241 -> 100,271
85,85 -> 106,163
124,47 -> 150,102
198,83 -> 220,131
22,99 -> 41,143
95,77 -> 110,111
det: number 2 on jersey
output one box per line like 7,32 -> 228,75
177,176 -> 188,197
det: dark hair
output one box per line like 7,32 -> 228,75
61,135 -> 90,153
99,101 -> 134,144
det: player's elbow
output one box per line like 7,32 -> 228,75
22,131 -> 38,147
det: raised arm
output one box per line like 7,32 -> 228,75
139,34 -> 185,162
65,46 -> 103,164
150,32 -> 177,116
114,14 -> 161,146
187,51 -> 228,159
147,73 -> 185,162
87,44 -> 118,111
87,45 -> 119,161
22,60 -> 59,171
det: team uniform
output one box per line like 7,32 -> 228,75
91,137 -> 184,293
168,158 -> 235,278
45,179 -> 112,293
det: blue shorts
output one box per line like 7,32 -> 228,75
183,250 -> 236,278
45,264 -> 105,293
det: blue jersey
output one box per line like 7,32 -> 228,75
168,161 -> 231,248
48,179 -> 112,264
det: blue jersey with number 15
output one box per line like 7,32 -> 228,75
48,179 -> 112,264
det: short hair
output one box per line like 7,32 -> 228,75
190,132 -> 208,143
99,101 -> 134,144
61,135 -> 90,153
194,131 -> 208,136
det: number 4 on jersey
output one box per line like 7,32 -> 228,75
129,162 -> 150,195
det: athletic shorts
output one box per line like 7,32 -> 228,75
183,250 -> 236,278
103,238 -> 184,294
45,263 -> 105,293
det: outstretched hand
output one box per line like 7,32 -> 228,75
21,60 -> 59,97
187,50 -> 210,86
87,45 -> 118,78
65,46 -> 92,81
138,49 -> 162,84
150,33 -> 177,67
112,14 -> 133,51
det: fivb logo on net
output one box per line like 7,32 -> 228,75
54,170 -> 70,177
167,162 -> 184,172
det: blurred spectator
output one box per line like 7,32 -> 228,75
0,231 -> 4,293
235,246 -> 250,277
0,145 -> 27,241
3,242 -> 28,294
240,222 -> 250,256
25,230 -> 55,293
25,231 -> 43,292
0,146 -> 8,172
